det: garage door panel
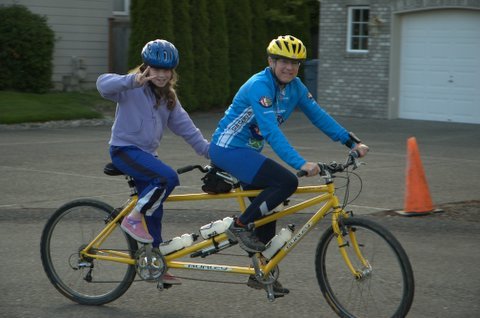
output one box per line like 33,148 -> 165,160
402,70 -> 428,85
399,9 -> 480,124
401,97 -> 449,120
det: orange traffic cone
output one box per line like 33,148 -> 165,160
396,137 -> 441,216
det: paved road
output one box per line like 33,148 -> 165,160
1,113 -> 479,317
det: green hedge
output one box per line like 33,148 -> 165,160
128,0 -> 319,111
208,0 -> 230,109
173,0 -> 195,108
0,5 -> 54,93
191,0 -> 211,111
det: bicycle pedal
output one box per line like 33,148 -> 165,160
156,282 -> 174,290
156,281 -> 164,291
264,284 -> 287,301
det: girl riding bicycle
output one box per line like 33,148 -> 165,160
96,39 -> 210,285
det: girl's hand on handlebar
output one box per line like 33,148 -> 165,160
353,143 -> 369,158
300,162 -> 320,177
135,66 -> 156,86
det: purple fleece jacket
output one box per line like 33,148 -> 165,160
97,73 -> 209,157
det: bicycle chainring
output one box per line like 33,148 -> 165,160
259,264 -> 280,285
135,246 -> 166,281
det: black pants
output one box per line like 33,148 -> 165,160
240,158 -> 298,243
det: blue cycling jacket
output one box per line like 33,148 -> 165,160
211,67 -> 351,170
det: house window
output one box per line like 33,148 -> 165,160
347,6 -> 369,52
113,0 -> 130,16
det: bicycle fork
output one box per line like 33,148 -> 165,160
331,206 -> 372,280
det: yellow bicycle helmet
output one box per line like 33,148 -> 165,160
267,35 -> 307,61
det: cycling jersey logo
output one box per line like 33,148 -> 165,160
307,92 -> 314,99
248,138 -> 264,150
249,124 -> 264,140
259,96 -> 273,108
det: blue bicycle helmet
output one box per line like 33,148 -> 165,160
141,39 -> 179,69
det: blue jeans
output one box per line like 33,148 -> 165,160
110,145 -> 179,247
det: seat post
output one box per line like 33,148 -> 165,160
126,176 -> 138,196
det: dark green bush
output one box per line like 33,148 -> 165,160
128,0 -> 174,69
208,0 -> 230,109
191,0 -> 211,110
127,0 -> 319,111
173,0 -> 195,110
226,0 -> 252,99
0,5 -> 54,93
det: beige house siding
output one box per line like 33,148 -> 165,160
0,0 -> 112,90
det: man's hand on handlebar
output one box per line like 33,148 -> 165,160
300,162 -> 320,177
353,143 -> 369,158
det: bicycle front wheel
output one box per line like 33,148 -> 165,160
315,217 -> 414,318
40,199 -> 138,305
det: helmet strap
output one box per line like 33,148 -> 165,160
269,61 -> 288,87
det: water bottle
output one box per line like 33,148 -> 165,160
159,233 -> 196,255
222,216 -> 234,228
199,217 -> 234,239
180,233 -> 195,247
262,225 -> 294,260
159,236 -> 183,255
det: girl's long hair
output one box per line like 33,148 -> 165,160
139,64 -> 178,110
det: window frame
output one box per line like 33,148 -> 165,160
113,0 -> 130,16
346,6 -> 370,53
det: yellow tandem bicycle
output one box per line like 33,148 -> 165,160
40,152 -> 414,317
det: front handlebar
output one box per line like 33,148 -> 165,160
296,150 -> 360,178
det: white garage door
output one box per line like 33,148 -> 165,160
399,10 -> 480,124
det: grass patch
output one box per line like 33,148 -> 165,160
0,90 -> 115,124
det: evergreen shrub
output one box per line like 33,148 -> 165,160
0,5 -> 54,93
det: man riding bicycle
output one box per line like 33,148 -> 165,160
209,35 -> 369,295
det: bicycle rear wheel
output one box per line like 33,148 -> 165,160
40,199 -> 138,305
315,217 -> 414,318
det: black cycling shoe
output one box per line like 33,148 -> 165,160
247,275 -> 290,297
226,221 -> 266,253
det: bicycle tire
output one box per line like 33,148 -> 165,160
315,217 -> 414,318
40,199 -> 138,305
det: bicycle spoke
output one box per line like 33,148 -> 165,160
316,217 -> 414,317
41,199 -> 137,305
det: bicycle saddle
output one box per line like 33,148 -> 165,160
103,162 -> 124,176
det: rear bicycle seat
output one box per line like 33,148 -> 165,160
104,163 -> 138,195
104,163 -> 124,176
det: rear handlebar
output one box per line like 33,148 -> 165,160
177,165 -> 210,174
